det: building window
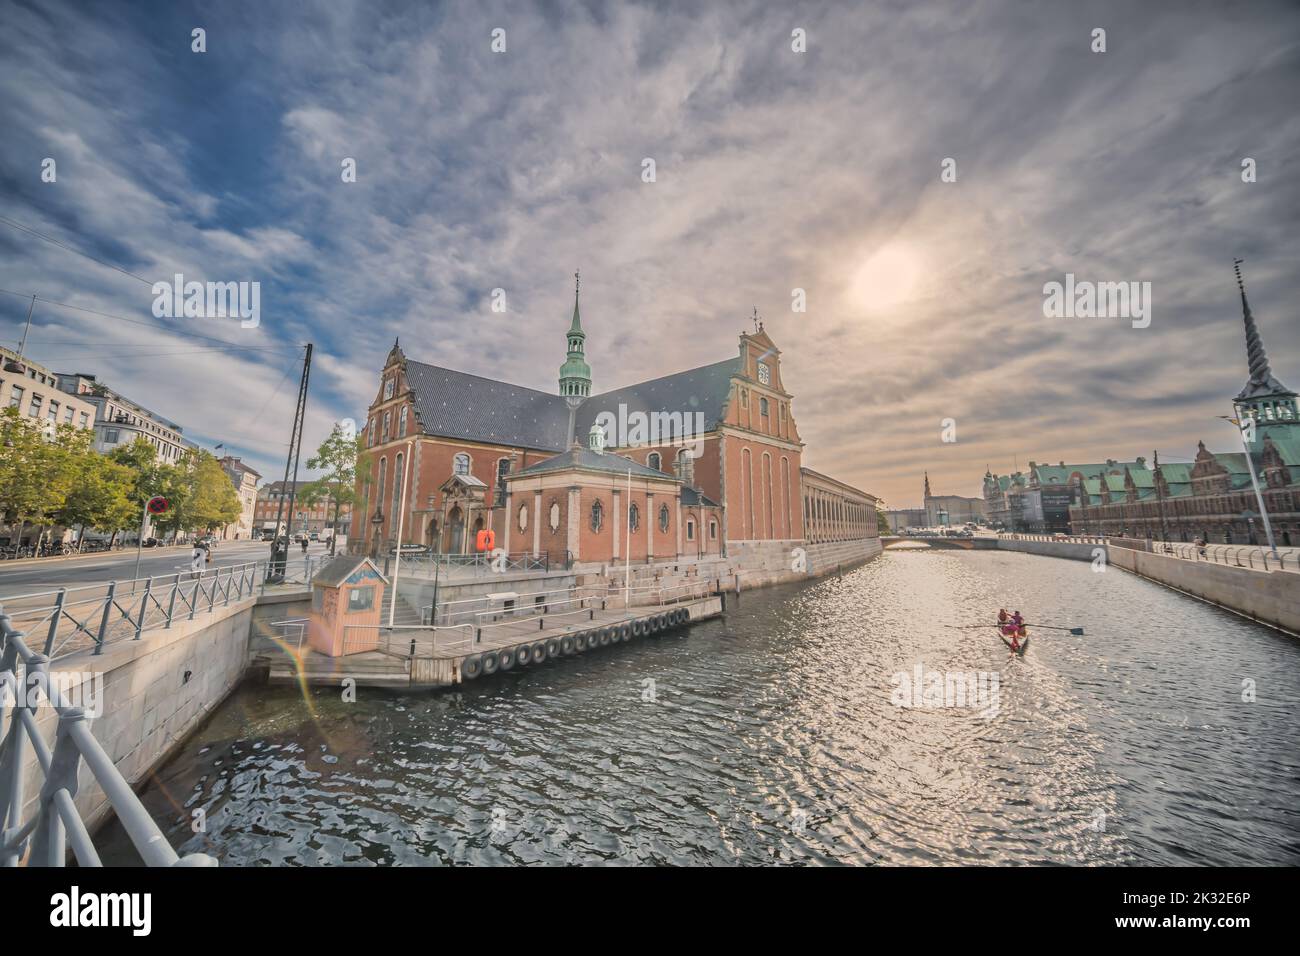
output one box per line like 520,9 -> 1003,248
47,400 -> 59,422
63,406 -> 74,424
590,499 -> 604,532
709,520 -> 718,540
382,412 -> 391,441
628,503 -> 640,532
647,452 -> 661,471
392,452 -> 404,518
454,453 -> 471,476
28,395 -> 41,418
367,417 -> 375,447
659,503 -> 670,533
348,586 -> 375,612
518,504 -> 528,532
399,405 -> 408,436
549,501 -> 560,531
383,377 -> 395,400
686,520 -> 695,541
9,386 -> 22,409
760,397 -> 769,417
740,388 -> 749,408
105,429 -> 119,444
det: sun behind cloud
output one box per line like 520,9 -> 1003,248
846,242 -> 924,315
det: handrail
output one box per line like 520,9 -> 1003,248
0,610 -> 216,867
0,557 -> 323,661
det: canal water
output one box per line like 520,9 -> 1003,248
99,549 -> 1300,865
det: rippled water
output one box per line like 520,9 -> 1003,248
98,550 -> 1300,865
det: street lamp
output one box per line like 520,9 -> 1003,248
1220,410 -> 1278,557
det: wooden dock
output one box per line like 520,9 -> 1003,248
253,595 -> 723,689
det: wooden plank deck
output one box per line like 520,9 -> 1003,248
254,596 -> 723,689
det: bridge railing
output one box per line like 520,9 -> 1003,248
0,609 -> 216,867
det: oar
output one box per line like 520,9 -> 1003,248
945,623 -> 1085,635
1027,623 -> 1085,635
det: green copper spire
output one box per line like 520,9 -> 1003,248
559,270 -> 592,399
1231,259 -> 1297,441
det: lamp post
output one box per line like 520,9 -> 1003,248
1222,409 -> 1278,557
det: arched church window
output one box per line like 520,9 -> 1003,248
709,520 -> 718,540
658,503 -> 670,532
454,453 -> 471,476
399,406 -> 408,436
760,397 -> 769,417
628,503 -> 640,532
590,499 -> 604,532
647,452 -> 661,471
686,520 -> 695,541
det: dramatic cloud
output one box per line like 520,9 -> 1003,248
1,0 -> 1297,505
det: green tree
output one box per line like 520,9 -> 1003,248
186,453 -> 241,532
876,507 -> 891,535
300,425 -> 361,555
57,453 -> 136,547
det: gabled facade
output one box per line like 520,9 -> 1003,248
348,284 -> 876,563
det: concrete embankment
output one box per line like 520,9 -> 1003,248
1107,546 -> 1300,636
995,536 -> 1105,562
24,598 -> 255,834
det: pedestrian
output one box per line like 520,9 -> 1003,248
190,544 -> 205,577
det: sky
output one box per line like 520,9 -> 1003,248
1,0 -> 1297,508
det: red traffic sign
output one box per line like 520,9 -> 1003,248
147,496 -> 170,515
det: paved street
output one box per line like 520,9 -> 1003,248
0,539 -> 336,597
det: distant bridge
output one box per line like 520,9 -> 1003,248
881,536 -> 999,551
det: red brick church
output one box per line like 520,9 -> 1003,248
349,276 -> 877,567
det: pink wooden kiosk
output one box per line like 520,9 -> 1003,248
308,555 -> 389,657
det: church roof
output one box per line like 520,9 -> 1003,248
574,358 -> 740,442
405,360 -> 571,452
515,446 -> 675,480
680,486 -> 721,507
404,355 -> 741,452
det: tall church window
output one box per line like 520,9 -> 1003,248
760,397 -> 769,417
658,503 -> 670,533
628,503 -> 640,532
454,453 -> 471,476
686,519 -> 695,541
590,499 -> 604,532
382,412 -> 391,441
399,406 -> 408,436
392,453 -> 404,520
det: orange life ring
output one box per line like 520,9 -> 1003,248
476,529 -> 495,552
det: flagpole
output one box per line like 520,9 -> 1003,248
624,467 -> 632,607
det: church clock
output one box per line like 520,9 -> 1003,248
757,361 -> 770,385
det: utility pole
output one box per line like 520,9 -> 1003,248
269,344 -> 313,578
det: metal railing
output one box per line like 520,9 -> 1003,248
1000,533 -> 1300,573
341,622 -> 475,657
997,533 -> 1107,545
0,609 -> 216,867
1156,541 -> 1300,573
0,557 -> 324,662
392,550 -> 554,578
